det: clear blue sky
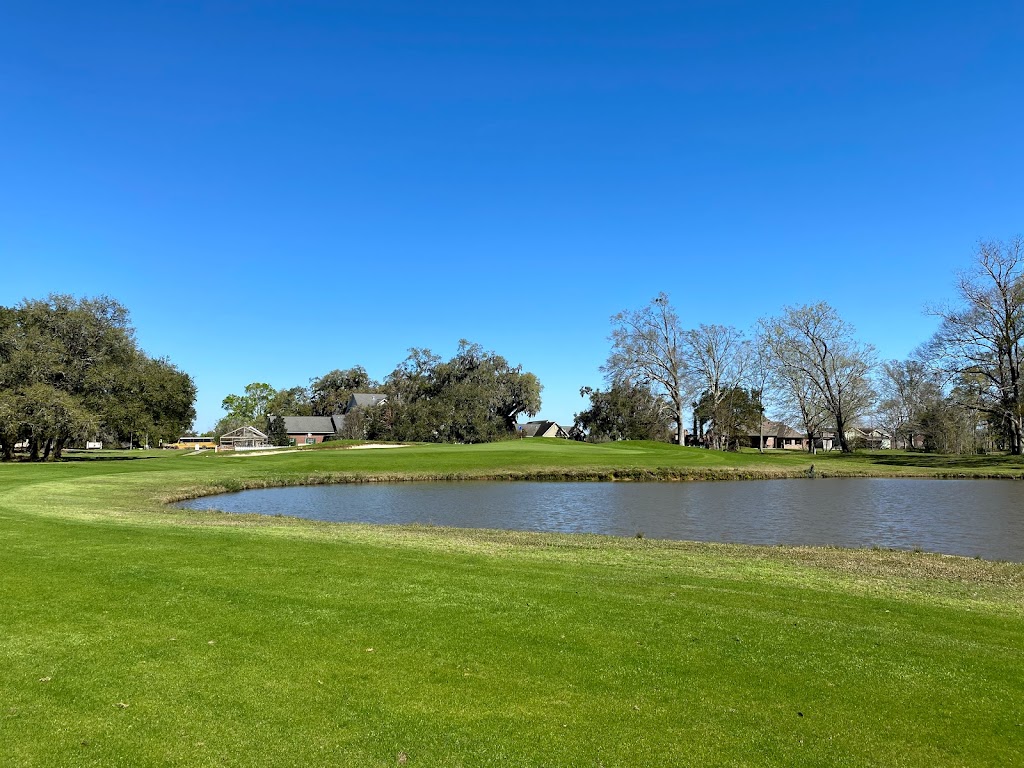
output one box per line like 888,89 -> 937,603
2,1 -> 1021,431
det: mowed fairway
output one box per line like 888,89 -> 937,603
1,441 -> 1022,766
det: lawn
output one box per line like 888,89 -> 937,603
0,441 -> 1022,766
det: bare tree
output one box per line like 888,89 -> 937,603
604,294 -> 693,445
774,364 -> 832,454
684,324 -> 750,450
748,331 -> 776,452
876,359 -> 943,450
924,237 -> 1024,454
760,302 -> 876,453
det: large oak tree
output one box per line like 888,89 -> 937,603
0,295 -> 196,459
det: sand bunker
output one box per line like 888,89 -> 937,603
226,443 -> 411,457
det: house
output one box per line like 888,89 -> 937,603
518,420 -> 570,439
270,395 -> 386,445
900,432 -> 926,450
845,426 -> 891,450
565,424 -> 587,441
347,393 -> 387,411
276,415 -> 346,446
336,393 -> 389,438
815,431 -> 836,452
219,425 -> 270,451
747,420 -> 808,450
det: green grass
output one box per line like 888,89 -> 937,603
0,441 -> 1022,766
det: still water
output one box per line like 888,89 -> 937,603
177,479 -> 1024,561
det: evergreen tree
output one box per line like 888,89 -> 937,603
267,415 -> 290,446
574,382 -> 670,442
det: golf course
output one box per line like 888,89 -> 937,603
2,440 -> 1022,766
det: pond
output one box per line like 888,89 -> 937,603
176,478 -> 1024,561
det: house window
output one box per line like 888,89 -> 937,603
289,438 -> 296,446
305,437 -> 315,445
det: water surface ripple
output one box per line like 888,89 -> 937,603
177,478 -> 1024,561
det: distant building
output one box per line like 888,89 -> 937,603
746,420 -> 810,450
269,393 -> 387,445
517,420 -> 570,439
219,425 -> 270,451
845,426 -> 892,450
276,415 -> 345,446
347,393 -> 388,411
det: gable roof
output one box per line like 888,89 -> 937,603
747,420 -> 804,439
279,416 -> 337,435
348,393 -> 387,410
221,425 -> 269,440
518,421 -> 544,437
846,426 -> 891,438
518,420 -> 567,438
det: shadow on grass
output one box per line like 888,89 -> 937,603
60,455 -> 165,462
4,454 -> 166,463
837,452 -> 1024,470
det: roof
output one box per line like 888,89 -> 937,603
518,420 -> 566,438
221,425 -> 268,439
331,413 -> 347,432
348,393 -> 387,410
518,421 -> 545,437
748,420 -> 804,439
279,416 -> 337,435
846,426 -> 891,438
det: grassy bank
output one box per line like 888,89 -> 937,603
1,441 -> 1022,766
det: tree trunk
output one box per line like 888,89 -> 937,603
42,438 -> 53,460
1011,416 -> 1024,455
29,438 -> 39,461
53,437 -> 66,460
836,424 -> 852,453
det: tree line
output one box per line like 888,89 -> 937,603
578,237 -> 1024,454
8,238 -> 1018,459
217,340 -> 542,444
0,296 -> 196,460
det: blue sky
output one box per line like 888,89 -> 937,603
2,1 -> 1022,431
